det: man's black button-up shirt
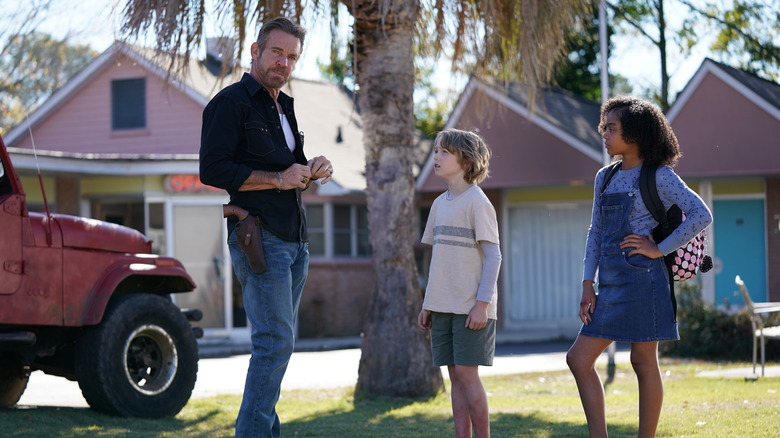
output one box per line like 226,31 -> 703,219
200,73 -> 308,242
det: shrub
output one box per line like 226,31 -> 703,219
660,281 -> 780,361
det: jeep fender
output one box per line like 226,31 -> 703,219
67,256 -> 196,327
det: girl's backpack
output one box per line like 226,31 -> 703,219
601,161 -> 713,282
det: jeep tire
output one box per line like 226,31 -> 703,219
75,294 -> 198,418
0,354 -> 28,407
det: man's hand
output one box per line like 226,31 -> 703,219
307,156 -> 333,184
281,163 -> 312,189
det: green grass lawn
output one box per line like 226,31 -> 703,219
2,359 -> 778,437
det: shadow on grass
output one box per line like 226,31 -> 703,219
283,395 -> 638,438
0,405 -> 223,438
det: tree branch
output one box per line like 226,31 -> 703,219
606,1 -> 660,47
677,0 -> 780,65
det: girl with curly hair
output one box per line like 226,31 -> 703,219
566,96 -> 712,437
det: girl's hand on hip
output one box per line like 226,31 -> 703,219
620,233 -> 663,259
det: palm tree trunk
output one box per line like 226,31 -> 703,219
347,0 -> 443,397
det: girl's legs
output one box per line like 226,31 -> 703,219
630,342 -> 663,438
567,335 -> 613,438
448,365 -> 490,438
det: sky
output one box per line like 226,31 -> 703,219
11,0 -> 720,105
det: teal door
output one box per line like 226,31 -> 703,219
713,199 -> 766,305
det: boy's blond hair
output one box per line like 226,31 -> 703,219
434,128 -> 491,184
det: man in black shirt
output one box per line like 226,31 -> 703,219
199,17 -> 333,438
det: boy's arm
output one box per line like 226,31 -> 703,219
475,242 -> 501,303
466,241 -> 501,330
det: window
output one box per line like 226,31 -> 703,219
305,203 -> 370,258
111,78 -> 146,130
146,202 -> 165,255
307,204 -> 326,256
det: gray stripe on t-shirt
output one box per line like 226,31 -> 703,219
433,238 -> 478,249
433,225 -> 475,239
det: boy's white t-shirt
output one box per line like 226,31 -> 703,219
421,185 -> 500,319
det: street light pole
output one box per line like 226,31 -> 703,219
599,0 -> 618,384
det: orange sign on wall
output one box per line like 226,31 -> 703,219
164,175 -> 223,193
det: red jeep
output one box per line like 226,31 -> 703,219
0,134 -> 200,418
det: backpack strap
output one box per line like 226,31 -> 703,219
639,163 -> 679,317
600,161 -> 622,194
639,163 -> 666,226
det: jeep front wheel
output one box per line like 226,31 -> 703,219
75,294 -> 198,418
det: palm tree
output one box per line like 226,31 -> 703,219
120,0 -> 592,398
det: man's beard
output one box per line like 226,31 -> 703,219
260,67 -> 289,89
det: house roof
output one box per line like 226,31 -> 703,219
4,41 -> 365,193
667,58 -> 780,178
717,62 -> 780,112
417,77 -> 603,192
502,79 -> 603,156
668,57 -> 780,123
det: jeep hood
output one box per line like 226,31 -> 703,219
49,213 -> 152,254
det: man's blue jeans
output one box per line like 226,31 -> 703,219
229,227 -> 309,438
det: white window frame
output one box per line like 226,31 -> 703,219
307,202 -> 369,258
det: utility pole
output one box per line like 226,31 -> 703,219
599,0 -> 618,384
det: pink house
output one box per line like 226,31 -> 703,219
4,41 -> 373,346
668,58 -> 780,305
418,59 -> 780,340
418,78 -> 604,340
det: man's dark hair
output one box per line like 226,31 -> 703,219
256,17 -> 306,54
598,95 -> 682,167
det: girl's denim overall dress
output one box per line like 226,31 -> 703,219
580,190 -> 679,342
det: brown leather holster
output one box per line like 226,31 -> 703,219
223,204 -> 266,274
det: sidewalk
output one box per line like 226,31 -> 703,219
17,336 -> 778,409
17,340 -> 630,408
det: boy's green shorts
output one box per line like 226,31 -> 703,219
430,312 -> 496,367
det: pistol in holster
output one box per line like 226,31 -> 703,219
223,204 -> 266,274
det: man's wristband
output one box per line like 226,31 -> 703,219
276,171 -> 283,192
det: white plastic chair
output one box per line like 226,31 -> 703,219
735,275 -> 780,377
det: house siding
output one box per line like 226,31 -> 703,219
18,176 -> 53,206
299,260 -> 373,338
419,86 -> 601,194
673,74 -> 780,178
82,176 -> 146,194
12,54 -> 204,156
506,185 -> 593,203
